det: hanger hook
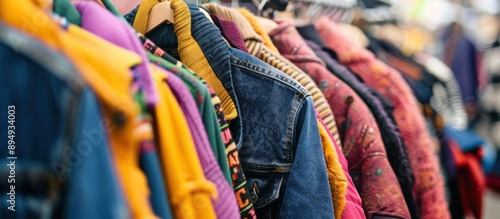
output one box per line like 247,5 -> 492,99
257,0 -> 268,17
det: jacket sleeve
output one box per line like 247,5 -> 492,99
65,89 -> 128,219
280,96 -> 335,218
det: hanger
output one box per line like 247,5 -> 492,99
145,0 -> 215,33
357,0 -> 395,26
298,0 -> 355,24
252,0 -> 289,18
146,1 -> 175,33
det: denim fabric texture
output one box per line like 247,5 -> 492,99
126,1 -> 335,217
0,22 -> 127,219
228,46 -> 335,219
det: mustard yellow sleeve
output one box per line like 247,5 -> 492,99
151,66 -> 217,219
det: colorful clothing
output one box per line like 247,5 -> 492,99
169,0 -> 335,217
74,3 -> 172,218
302,38 -> 419,219
442,24 -> 484,121
316,18 -> 450,219
127,4 -> 243,192
141,36 -> 233,184
165,70 -> 241,219
151,66 -> 217,219
0,20 -> 127,219
316,112 -> 365,219
209,13 -> 249,53
0,1 -> 165,217
414,53 -> 468,130
271,21 -> 410,219
205,4 -> 341,149
138,35 -> 256,218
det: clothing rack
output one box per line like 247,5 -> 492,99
1,0 -> 499,219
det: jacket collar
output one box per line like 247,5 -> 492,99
269,20 -> 325,66
205,4 -> 264,58
172,0 -> 238,120
296,24 -> 327,48
315,17 -> 376,65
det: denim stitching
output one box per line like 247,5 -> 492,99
241,163 -> 292,173
230,56 -> 310,96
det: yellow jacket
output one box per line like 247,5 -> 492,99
150,65 -> 217,219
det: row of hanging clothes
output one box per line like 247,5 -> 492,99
0,0 -> 497,218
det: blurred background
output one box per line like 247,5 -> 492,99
50,0 -> 500,216
108,0 -> 500,217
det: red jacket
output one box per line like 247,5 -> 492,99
270,21 -> 410,219
315,18 -> 450,219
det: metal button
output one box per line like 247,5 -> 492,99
251,181 -> 259,204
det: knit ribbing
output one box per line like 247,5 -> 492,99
166,71 -> 240,219
133,0 -> 161,35
171,0 -> 238,121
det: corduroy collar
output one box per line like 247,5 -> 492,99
205,3 -> 262,44
204,3 -> 264,58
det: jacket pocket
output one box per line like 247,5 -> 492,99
242,163 -> 290,209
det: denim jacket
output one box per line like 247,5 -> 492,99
225,50 -> 334,219
0,21 -> 127,219
127,0 -> 335,218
